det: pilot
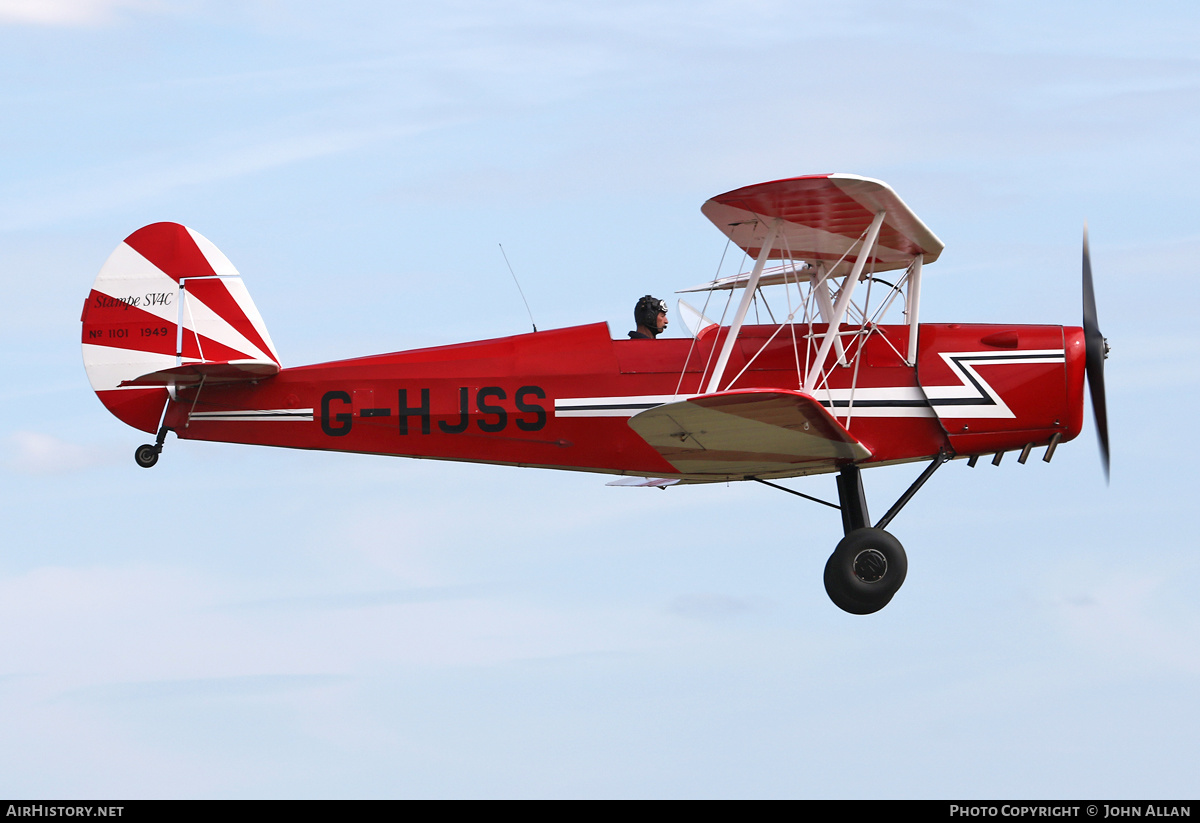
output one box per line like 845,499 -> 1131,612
629,295 -> 668,339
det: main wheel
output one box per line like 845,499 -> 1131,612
823,528 -> 907,614
134,444 -> 159,468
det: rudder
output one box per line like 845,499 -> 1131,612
81,223 -> 281,433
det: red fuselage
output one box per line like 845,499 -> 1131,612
164,321 -> 1086,480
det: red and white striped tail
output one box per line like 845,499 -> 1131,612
81,223 -> 281,433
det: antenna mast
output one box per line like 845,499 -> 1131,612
499,244 -> 537,333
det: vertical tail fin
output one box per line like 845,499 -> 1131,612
81,223 -> 280,433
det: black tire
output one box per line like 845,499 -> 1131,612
134,444 -> 159,469
823,528 -> 907,614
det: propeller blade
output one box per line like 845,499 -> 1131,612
1082,224 -> 1110,481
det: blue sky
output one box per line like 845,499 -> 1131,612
2,0 -> 1198,799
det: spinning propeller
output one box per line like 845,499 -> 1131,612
1082,225 -> 1110,482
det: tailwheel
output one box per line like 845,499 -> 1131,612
823,527 -> 908,614
133,425 -> 170,469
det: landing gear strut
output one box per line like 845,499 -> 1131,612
134,426 -> 171,469
753,452 -> 947,614
823,465 -> 908,614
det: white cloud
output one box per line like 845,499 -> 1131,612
0,0 -> 155,25
668,592 -> 766,620
1107,333 -> 1200,391
0,124 -> 435,231
6,431 -> 118,474
1057,573 -> 1200,676
0,564 -> 685,685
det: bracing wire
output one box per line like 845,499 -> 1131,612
676,236 -> 734,396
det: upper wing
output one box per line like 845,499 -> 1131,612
701,173 -> 943,273
627,389 -> 871,479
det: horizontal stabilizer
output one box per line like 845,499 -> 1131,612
628,389 -> 871,479
118,359 -> 280,387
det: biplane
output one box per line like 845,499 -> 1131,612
80,174 -> 1109,614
